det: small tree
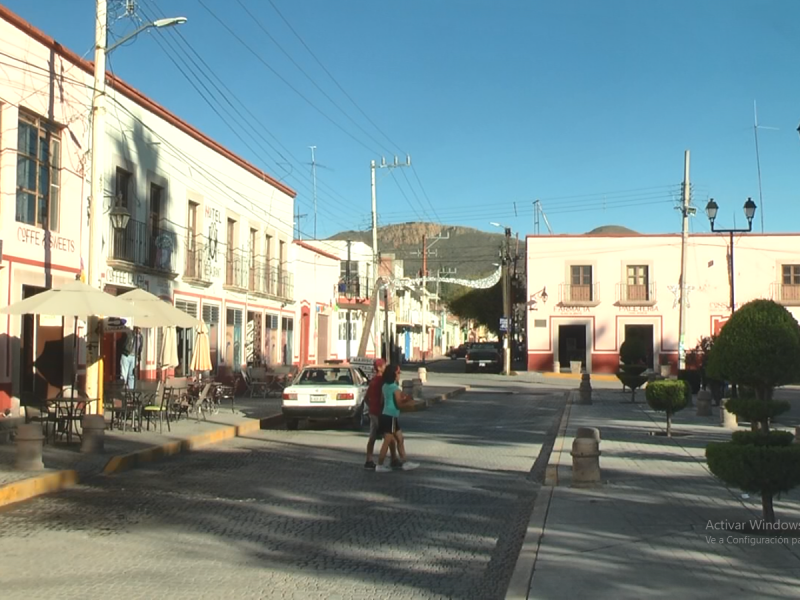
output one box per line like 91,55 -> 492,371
704,299 -> 800,523
620,337 -> 647,366
645,380 -> 689,436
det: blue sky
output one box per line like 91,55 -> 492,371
5,0 -> 800,239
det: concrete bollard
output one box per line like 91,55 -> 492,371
579,373 -> 592,405
794,426 -> 800,444
80,414 -> 106,453
571,436 -> 601,487
417,367 -> 427,384
696,390 -> 713,417
719,398 -> 738,430
15,423 -> 44,471
411,378 -> 423,399
576,426 -> 601,442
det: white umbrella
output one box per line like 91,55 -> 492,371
160,326 -> 179,370
0,280 -> 148,319
117,288 -> 200,328
190,321 -> 212,372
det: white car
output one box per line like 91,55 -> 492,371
281,364 -> 369,430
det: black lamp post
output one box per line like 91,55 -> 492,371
705,197 -> 757,315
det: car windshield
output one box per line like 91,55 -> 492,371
471,343 -> 497,351
295,368 -> 353,386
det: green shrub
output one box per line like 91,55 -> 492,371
645,380 -> 689,436
678,369 -> 702,394
706,441 -> 800,496
706,300 -> 800,395
731,431 -> 795,447
725,397 -> 791,427
620,337 -> 647,366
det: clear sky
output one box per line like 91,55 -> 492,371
4,0 -> 800,239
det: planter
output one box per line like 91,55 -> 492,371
696,390 -> 713,417
621,364 -> 648,376
659,364 -> 671,377
570,361 -> 582,374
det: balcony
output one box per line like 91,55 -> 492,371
617,282 -> 657,306
337,276 -> 370,300
249,259 -> 293,301
184,236 -> 222,285
771,282 -> 800,306
109,218 -> 177,275
224,249 -> 248,290
559,283 -> 601,307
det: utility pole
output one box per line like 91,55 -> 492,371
346,240 -> 352,360
421,235 -> 428,363
86,0 -> 108,410
678,150 -> 694,370
309,146 -> 318,239
502,227 -> 512,376
438,267 -> 457,354
384,280 -> 391,362
368,155 -> 410,358
294,206 -> 307,240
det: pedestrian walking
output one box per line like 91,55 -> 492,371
119,330 -> 136,389
376,362 -> 419,473
364,359 -> 399,470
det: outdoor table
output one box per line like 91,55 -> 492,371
120,388 -> 155,432
53,397 -> 97,443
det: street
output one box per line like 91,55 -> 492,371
0,366 -> 565,600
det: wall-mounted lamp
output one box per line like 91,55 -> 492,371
528,287 -> 548,311
109,195 -> 131,232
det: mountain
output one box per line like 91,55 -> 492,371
328,223 -> 510,281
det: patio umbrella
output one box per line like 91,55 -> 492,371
117,288 -> 200,328
0,280 -> 148,319
160,326 -> 179,370
190,321 -> 212,372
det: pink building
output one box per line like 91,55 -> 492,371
0,8 -> 93,411
526,230 -> 800,374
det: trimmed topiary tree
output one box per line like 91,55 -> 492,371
620,336 -> 647,366
704,299 -> 800,523
645,380 -> 689,436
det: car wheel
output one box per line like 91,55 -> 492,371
285,418 -> 299,431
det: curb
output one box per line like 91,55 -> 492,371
0,469 -> 78,509
542,372 -> 618,382
406,386 -> 469,412
544,390 -> 576,486
505,389 -> 574,600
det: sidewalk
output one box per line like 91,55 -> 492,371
518,389 -> 800,600
0,384 -> 465,508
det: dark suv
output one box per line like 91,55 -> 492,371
465,342 -> 502,373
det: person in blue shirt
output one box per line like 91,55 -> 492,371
375,362 -> 419,472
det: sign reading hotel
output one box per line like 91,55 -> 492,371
204,203 -> 222,280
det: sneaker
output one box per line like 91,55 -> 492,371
390,459 -> 404,470
364,461 -> 376,470
401,461 -> 419,471
375,464 -> 392,473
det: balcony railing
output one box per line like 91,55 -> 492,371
559,282 -> 600,305
110,218 -> 177,274
771,282 -> 800,306
225,249 -> 248,289
250,260 -> 293,300
337,275 -> 370,300
617,282 -> 657,304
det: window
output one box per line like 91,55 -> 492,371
626,265 -> 649,301
570,265 -> 593,301
186,201 -> 199,277
16,110 -> 61,230
782,265 -> 800,302
278,240 -> 287,296
249,228 -> 258,290
226,218 -> 236,286
116,168 -> 132,208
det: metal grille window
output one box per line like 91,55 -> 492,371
202,304 -> 220,324
16,110 -> 61,230
176,300 -> 198,318
266,314 -> 279,330
626,265 -> 649,301
282,317 -> 294,331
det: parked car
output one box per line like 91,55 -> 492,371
449,343 -> 469,359
281,364 -> 369,430
465,342 -> 503,373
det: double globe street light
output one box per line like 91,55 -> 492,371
704,197 -> 757,315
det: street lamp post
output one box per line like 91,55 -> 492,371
85,0 -> 186,405
490,222 -> 513,376
704,197 -> 757,315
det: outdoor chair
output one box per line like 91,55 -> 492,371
249,367 -> 270,398
189,383 -> 213,421
165,377 -> 190,422
142,383 -> 171,434
54,386 -> 89,442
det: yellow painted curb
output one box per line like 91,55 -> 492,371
0,470 -> 78,508
542,372 -> 618,382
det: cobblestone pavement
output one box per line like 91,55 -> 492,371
0,386 -> 564,600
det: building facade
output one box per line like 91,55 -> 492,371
526,232 -> 800,374
0,9 -> 94,411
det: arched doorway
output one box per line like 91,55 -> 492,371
300,306 -> 310,366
